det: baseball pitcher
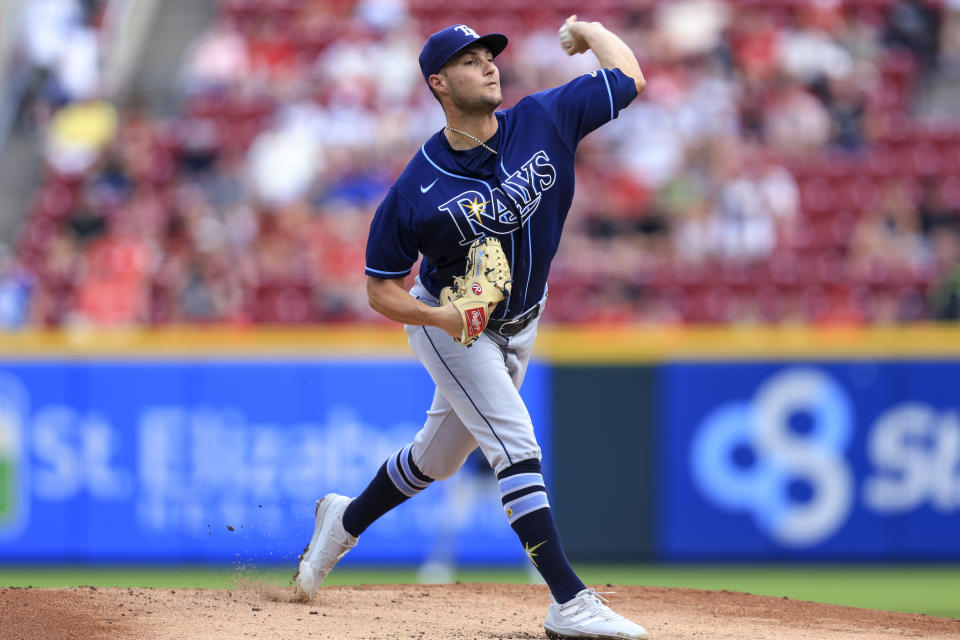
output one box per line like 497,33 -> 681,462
295,16 -> 648,640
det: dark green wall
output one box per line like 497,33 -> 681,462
550,365 -> 657,561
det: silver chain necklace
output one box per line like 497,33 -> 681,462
444,125 -> 497,154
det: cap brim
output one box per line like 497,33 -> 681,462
477,33 -> 508,58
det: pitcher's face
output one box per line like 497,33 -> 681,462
434,46 -> 502,113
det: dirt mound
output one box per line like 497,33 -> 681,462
3,583 -> 958,640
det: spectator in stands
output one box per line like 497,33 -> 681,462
19,0 -> 84,75
44,97 -> 118,175
247,101 -> 325,207
778,3 -> 854,85
12,0 -> 960,327
848,178 -> 930,286
15,0 -> 104,129
607,80 -> 685,188
919,177 -> 960,235
821,71 -> 868,152
729,7 -> 779,83
354,0 -> 410,34
885,0 -> 941,72
763,81 -> 832,156
180,20 -> 250,95
836,4 -> 885,65
928,225 -> 960,320
28,231 -> 80,325
707,141 -> 798,262
248,17 -> 298,86
940,1 -> 960,71
670,180 -> 713,264
0,246 -> 33,329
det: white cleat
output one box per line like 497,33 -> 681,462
294,493 -> 357,598
544,588 -> 649,639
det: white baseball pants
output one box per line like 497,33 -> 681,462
404,279 -> 544,478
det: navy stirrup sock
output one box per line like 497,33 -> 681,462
497,459 -> 585,604
342,443 -> 434,537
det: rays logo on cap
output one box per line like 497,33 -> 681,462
455,25 -> 479,38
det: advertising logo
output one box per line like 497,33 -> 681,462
690,367 -> 854,547
0,374 -> 28,538
863,403 -> 960,514
0,360 -> 550,563
465,308 -> 486,337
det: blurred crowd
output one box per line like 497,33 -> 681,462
2,0 -> 960,328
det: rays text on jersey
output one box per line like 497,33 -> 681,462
438,150 -> 557,245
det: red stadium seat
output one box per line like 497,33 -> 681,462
754,285 -> 785,323
865,145 -> 898,178
800,285 -> 833,323
917,143 -> 944,177
871,111 -> 914,145
255,283 -> 313,324
33,183 -> 75,220
682,285 -> 735,324
800,176 -> 835,217
812,250 -> 848,287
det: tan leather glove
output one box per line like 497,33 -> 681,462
439,237 -> 513,346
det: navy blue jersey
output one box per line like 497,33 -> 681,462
365,67 -> 638,320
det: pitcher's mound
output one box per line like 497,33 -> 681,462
3,583 -> 959,640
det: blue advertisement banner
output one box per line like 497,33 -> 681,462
660,362 -> 960,559
0,360 -> 551,565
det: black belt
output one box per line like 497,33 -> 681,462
487,304 -> 541,337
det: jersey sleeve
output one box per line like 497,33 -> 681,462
364,187 -> 420,279
530,67 -> 638,151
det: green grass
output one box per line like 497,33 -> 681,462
577,565 -> 960,620
1,564 -> 957,619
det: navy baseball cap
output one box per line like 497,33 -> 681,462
419,24 -> 508,82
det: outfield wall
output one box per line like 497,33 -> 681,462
0,326 -> 958,564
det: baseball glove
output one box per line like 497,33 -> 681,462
440,236 -> 512,346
